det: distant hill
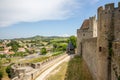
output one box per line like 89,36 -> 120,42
11,35 -> 69,40
0,35 -> 69,40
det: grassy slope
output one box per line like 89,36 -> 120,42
46,62 -> 68,80
0,66 -> 10,80
65,55 -> 93,80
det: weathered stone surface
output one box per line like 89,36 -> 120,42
77,2 -> 120,80
82,38 -> 97,80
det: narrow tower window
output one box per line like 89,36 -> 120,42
99,47 -> 102,52
83,34 -> 85,36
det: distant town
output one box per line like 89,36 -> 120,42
0,36 -> 69,55
0,35 -> 76,80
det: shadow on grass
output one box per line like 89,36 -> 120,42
65,55 -> 93,80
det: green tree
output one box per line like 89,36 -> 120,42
68,36 -> 77,48
61,44 -> 67,51
57,44 -> 67,51
53,43 -> 67,52
0,47 -> 4,51
41,48 -> 47,55
0,54 -> 6,60
53,43 -> 57,49
7,41 -> 20,52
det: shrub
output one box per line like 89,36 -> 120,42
67,36 -> 77,48
7,41 -> 20,52
6,63 -> 14,78
41,48 -> 47,55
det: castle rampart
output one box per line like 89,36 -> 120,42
77,2 -> 120,80
11,54 -> 67,80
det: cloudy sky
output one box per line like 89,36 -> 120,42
0,0 -> 119,39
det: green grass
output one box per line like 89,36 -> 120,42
20,51 -> 64,63
30,57 -> 49,63
65,55 -> 93,80
0,66 -> 10,80
1,57 -> 21,64
20,56 -> 50,63
46,62 -> 68,80
52,51 -> 64,56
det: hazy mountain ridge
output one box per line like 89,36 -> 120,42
0,35 -> 69,40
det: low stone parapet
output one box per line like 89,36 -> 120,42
11,53 -> 67,80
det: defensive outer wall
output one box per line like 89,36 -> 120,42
11,54 -> 67,80
77,2 -> 120,80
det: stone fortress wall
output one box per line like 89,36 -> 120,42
77,16 -> 97,56
82,38 -> 97,80
11,54 -> 67,80
77,2 -> 120,80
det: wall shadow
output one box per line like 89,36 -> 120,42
64,55 -> 93,80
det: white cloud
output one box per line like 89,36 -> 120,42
0,0 -> 80,27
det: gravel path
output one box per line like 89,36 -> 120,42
35,54 -> 74,80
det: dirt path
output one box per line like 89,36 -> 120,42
35,54 -> 74,80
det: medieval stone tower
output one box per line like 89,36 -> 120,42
77,2 -> 120,80
97,3 -> 115,80
97,3 -> 120,80
77,16 -> 97,56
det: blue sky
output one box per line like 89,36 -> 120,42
0,0 -> 119,39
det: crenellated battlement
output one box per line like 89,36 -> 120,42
89,15 -> 96,21
98,6 -> 103,12
105,3 -> 114,10
119,2 -> 120,8
98,2 -> 120,12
